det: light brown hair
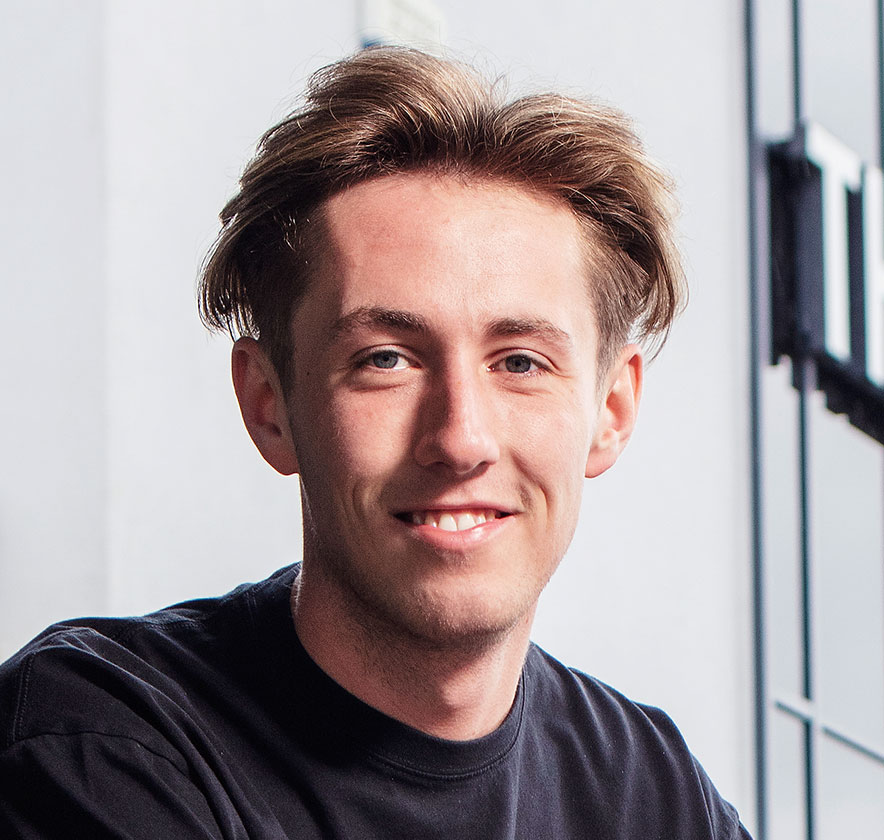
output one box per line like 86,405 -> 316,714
199,46 -> 684,382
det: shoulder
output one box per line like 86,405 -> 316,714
1,622 -> 152,746
0,564 -> 298,750
523,644 -> 748,839
0,567 -> 299,838
525,643 -> 690,744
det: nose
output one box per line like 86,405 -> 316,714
413,365 -> 501,475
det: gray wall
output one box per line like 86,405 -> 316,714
0,0 -> 755,830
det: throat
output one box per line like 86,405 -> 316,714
292,566 -> 530,741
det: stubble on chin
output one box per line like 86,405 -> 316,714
302,533 -> 535,659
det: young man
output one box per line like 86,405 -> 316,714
0,48 -> 751,838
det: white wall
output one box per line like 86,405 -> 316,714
1,0 -> 109,645
101,1 -> 356,615
0,0 -> 755,830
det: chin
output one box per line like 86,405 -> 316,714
363,580 -> 537,653
310,536 -> 549,651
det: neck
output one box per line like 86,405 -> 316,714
291,564 -> 533,741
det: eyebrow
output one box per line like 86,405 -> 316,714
485,317 -> 574,349
327,307 -> 574,350
328,307 -> 430,342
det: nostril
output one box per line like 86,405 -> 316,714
412,374 -> 501,473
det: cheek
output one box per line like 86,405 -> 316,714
511,395 -> 593,472
325,392 -> 417,476
513,407 -> 592,545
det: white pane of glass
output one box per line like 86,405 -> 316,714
808,392 -> 884,751
770,709 -> 809,840
802,0 -> 880,163
818,734 -> 884,839
763,361 -> 806,698
754,0 -> 796,138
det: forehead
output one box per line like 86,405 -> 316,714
322,173 -> 583,265
302,173 -> 599,350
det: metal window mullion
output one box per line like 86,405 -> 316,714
796,358 -> 824,840
792,0 -> 804,125
790,3 -> 822,833
776,697 -> 884,765
878,0 -> 884,168
744,0 -> 772,836
821,725 -> 884,765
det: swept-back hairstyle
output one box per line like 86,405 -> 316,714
199,46 -> 684,382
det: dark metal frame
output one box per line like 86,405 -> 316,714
746,1 -> 884,838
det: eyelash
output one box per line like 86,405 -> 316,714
491,353 -> 548,376
355,349 -> 549,376
356,348 -> 413,371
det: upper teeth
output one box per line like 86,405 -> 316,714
410,510 -> 498,531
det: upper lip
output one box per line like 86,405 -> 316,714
393,502 -> 515,516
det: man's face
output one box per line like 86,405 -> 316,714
281,174 -> 626,646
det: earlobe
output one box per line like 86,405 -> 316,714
231,337 -> 300,476
584,346 -> 643,479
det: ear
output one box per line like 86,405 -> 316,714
584,345 -> 643,479
231,337 -> 299,475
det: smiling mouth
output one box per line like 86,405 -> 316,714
395,509 -> 510,532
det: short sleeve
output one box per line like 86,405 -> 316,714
0,731 -> 227,839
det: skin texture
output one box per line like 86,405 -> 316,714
232,174 -> 642,739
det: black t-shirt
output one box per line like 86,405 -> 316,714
0,565 -> 751,838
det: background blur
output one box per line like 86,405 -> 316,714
2,2 -> 883,837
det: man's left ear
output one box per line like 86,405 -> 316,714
584,345 -> 643,479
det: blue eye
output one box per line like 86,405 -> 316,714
504,355 -> 535,373
369,350 -> 402,369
